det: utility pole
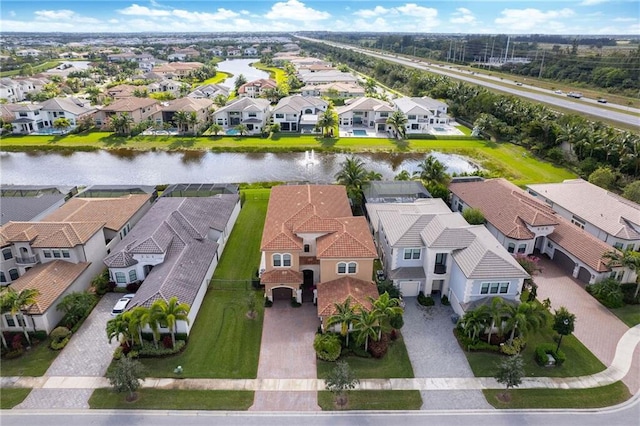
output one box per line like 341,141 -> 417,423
484,41 -> 489,63
448,39 -> 453,62
538,49 -> 546,78
504,36 -> 510,63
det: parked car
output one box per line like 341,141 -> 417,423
111,297 -> 132,316
554,90 -> 563,94
567,92 -> 583,99
515,82 -> 523,86
597,98 -> 607,103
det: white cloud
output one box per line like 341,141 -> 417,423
495,8 -> 574,31
395,4 -> 437,20
613,17 -> 636,22
264,0 -> 330,21
172,8 -> 238,21
34,9 -> 100,25
351,3 -> 438,31
450,7 -> 476,25
580,0 -> 609,5
353,6 -> 391,18
118,4 -> 171,17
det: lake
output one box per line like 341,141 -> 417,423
216,59 -> 270,89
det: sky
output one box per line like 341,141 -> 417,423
1,0 -> 638,35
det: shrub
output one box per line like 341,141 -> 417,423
4,349 -> 24,359
290,298 -> 301,308
462,207 -> 485,225
389,314 -> 404,330
368,333 -> 389,359
138,340 -> 185,357
162,335 -> 173,349
313,333 -> 342,362
91,270 -> 110,295
587,278 -> 624,308
127,350 -> 139,359
113,346 -> 124,360
389,329 -> 399,341
126,281 -> 141,293
441,295 -> 450,306
501,337 -> 526,355
621,283 -> 640,305
11,334 -> 24,351
468,341 -> 500,352
535,343 -> 566,366
377,280 -> 401,299
418,291 -> 434,306
49,326 -> 72,350
264,299 -> 273,308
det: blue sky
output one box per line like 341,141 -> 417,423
1,0 -> 638,34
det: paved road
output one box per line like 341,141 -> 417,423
296,36 -> 640,129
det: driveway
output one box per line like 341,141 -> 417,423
250,302 -> 320,411
402,297 -> 493,410
534,257 -> 638,393
16,292 -> 121,409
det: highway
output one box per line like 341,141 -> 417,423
296,36 -> 640,130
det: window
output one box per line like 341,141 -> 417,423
304,244 -> 310,253
626,244 -> 635,251
571,216 -> 585,229
275,113 -> 284,119
2,249 -> 12,260
411,123 -> 419,130
129,270 -> 137,282
499,283 -> 509,294
348,262 -> 357,273
43,250 -> 52,258
481,282 -> 509,295
435,253 -> 447,265
337,262 -> 357,274
62,249 -> 70,258
9,269 -> 19,280
273,253 -> 291,267
408,115 -> 416,120
53,249 -> 61,258
16,315 -> 25,327
403,248 -> 421,260
0,272 -> 5,283
379,112 -> 388,118
613,242 -> 623,250
5,315 -> 15,327
507,243 -> 515,254
517,244 -> 526,254
283,254 -> 291,267
115,272 -> 126,284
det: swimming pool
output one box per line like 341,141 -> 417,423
433,127 -> 446,132
226,129 -> 239,135
353,129 -> 367,136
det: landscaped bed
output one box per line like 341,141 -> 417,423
89,389 -> 254,410
318,390 -> 422,410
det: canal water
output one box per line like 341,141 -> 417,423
217,58 -> 270,89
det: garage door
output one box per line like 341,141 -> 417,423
399,281 -> 420,297
553,250 -> 576,276
577,267 -> 592,284
272,287 -> 293,301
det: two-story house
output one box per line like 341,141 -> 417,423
300,82 -> 365,99
259,185 -> 378,329
94,98 -> 160,128
212,97 -> 270,135
188,84 -> 230,100
10,104 -> 45,134
237,79 -> 277,99
336,97 -> 395,133
527,179 -> 640,252
103,194 -> 240,336
39,97 -> 96,131
271,95 -> 328,133
449,178 -> 631,284
393,97 -> 450,135
151,97 -> 213,133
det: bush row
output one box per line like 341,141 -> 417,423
535,343 -> 566,366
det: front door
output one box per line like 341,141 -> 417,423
302,270 -> 314,303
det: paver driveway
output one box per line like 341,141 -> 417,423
402,297 -> 493,410
534,257 -> 639,393
250,301 -> 320,411
16,292 -> 121,409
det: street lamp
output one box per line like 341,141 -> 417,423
556,318 -> 569,353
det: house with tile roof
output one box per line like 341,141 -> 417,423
0,185 -> 75,226
366,198 -> 529,315
300,82 -> 365,99
449,178 -> 631,284
9,97 -> 96,135
188,83 -> 230,100
271,95 -> 328,133
237,79 -> 277,99
151,97 -> 214,133
393,97 -> 450,135
259,185 -> 378,328
299,71 -> 359,86
94,98 -> 160,129
212,97 -> 270,135
336,97 -> 395,133
103,194 -> 240,335
151,62 -> 204,77
527,179 -> 640,253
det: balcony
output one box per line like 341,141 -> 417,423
16,255 -> 38,265
300,256 -> 320,266
434,264 -> 447,275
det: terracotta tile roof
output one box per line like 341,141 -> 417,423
43,194 -> 151,232
316,277 -> 378,318
316,217 -> 377,258
0,221 -> 104,247
101,98 -> 159,113
10,260 -> 90,314
261,269 -> 303,284
549,220 -> 613,272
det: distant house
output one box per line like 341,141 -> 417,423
449,178 -> 632,284
527,179 -> 640,252
146,79 -> 182,95
301,82 -> 365,99
94,98 -> 160,128
271,95 -> 328,133
152,62 -> 203,78
259,185 -> 378,329
0,77 -> 47,103
16,49 -> 41,57
188,84 -> 230,100
10,95 -> 95,135
167,48 -> 200,61
336,97 -> 395,132
299,71 -> 359,86
237,79 -> 277,99
106,84 -> 138,99
244,47 -> 258,56
212,97 -> 270,135
104,195 -> 241,336
366,198 -> 529,316
393,97 -> 450,135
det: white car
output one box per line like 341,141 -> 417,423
554,90 -> 563,94
111,297 -> 132,316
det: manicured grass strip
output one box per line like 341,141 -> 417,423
611,303 -> 640,328
0,388 -> 31,409
0,61 -> 61,77
251,62 -> 287,84
318,390 -> 422,410
195,72 -> 231,86
317,336 -> 414,379
88,388 -> 254,410
0,339 -> 59,377
483,381 -> 631,409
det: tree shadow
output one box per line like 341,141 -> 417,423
168,137 -> 196,149
317,137 -> 337,148
390,138 -> 410,151
98,133 -> 129,147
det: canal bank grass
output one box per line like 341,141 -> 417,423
0,133 -> 575,186
482,381 -> 631,409
317,390 -> 423,410
195,72 -> 231,86
0,388 -> 31,409
251,61 -> 287,84
88,389 -> 254,410
133,190 -> 268,378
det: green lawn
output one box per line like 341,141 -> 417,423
195,72 -> 231,87
0,61 -> 62,77
135,191 -> 269,378
318,390 -> 422,410
88,389 -> 254,410
611,303 -> 640,327
483,381 -> 631,409
317,335 -> 414,379
0,339 -> 60,377
0,388 -> 31,409
251,62 -> 287,84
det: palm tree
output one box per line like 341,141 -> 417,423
369,292 -> 403,339
1,288 -> 40,346
386,110 -> 407,139
213,94 -> 228,107
209,123 -> 223,136
138,305 -> 161,349
53,117 -> 72,132
335,156 -> 368,207
235,123 -> 249,136
106,314 -> 131,345
173,111 -> 189,134
150,297 -> 190,348
326,297 -> 359,346
394,170 -> 412,181
604,249 -> 640,298
317,110 -> 337,137
110,112 -> 133,136
187,111 -> 199,134
352,309 -> 379,352
485,297 -> 508,344
459,305 -> 490,342
416,154 -> 448,186
503,302 -> 548,343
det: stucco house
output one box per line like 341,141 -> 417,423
527,179 -> 640,252
9,97 -> 95,134
300,82 -> 365,99
94,98 -> 160,128
103,194 -> 240,335
188,84 -> 230,100
259,185 -> 378,328
151,97 -> 213,133
366,198 -> 529,316
271,95 -> 328,133
336,97 -> 395,132
237,79 -> 277,99
212,97 -> 270,135
393,97 -> 450,135
299,71 -> 359,86
449,178 -> 631,284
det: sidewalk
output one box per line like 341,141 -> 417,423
3,325 -> 639,394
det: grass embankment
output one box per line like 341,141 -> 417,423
0,132 -> 576,186
0,61 -> 62,78
0,388 -> 32,409
318,390 -> 422,410
251,62 -> 287,84
133,189 -> 268,378
611,303 -> 640,328
0,338 -> 59,377
89,389 -> 254,410
483,381 -> 631,409
195,72 -> 231,87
